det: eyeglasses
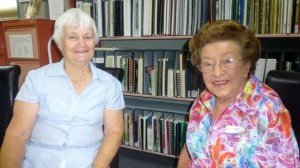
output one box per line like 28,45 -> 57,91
199,58 -> 244,73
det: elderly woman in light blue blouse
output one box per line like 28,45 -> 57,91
0,8 -> 125,168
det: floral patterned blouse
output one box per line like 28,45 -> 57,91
186,76 -> 299,167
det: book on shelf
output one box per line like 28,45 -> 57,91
152,0 -> 157,35
145,65 -> 153,94
123,108 -> 134,146
128,58 -> 137,93
170,0 -> 176,35
174,0 -> 180,35
103,0 -> 109,37
163,113 -> 173,154
142,0 -> 149,36
157,59 -> 164,96
122,109 -> 189,156
151,111 -> 157,152
179,120 -> 188,155
121,56 -> 129,92
147,0 -> 153,36
180,69 -> 186,98
137,111 -> 144,149
167,118 -> 174,155
93,0 -> 103,37
105,55 -> 114,67
109,0 -> 114,37
151,69 -> 158,96
142,111 -> 152,150
113,0 -> 124,36
179,53 -> 186,97
152,111 -> 163,153
156,0 -> 164,35
174,70 -> 180,97
147,115 -> 154,151
167,69 -> 174,97
137,54 -> 144,94
133,109 -> 143,148
131,0 -> 142,36
162,58 -> 169,96
123,0 -> 131,36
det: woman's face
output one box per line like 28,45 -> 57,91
200,41 -> 251,102
60,26 -> 95,65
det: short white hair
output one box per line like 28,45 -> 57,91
52,8 -> 99,47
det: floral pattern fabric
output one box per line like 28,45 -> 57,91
186,76 -> 300,168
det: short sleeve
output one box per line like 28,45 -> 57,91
105,78 -> 125,110
15,70 -> 40,103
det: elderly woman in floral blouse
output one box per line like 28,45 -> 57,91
178,20 -> 299,167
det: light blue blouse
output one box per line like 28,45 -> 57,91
16,59 -> 125,168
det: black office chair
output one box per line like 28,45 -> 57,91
265,70 -> 300,146
97,67 -> 124,168
100,67 -> 124,82
0,65 -> 21,147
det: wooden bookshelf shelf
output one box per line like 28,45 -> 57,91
123,95 -> 192,115
99,35 -> 193,41
256,34 -> 300,38
123,92 -> 194,102
99,34 -> 300,41
121,145 -> 178,158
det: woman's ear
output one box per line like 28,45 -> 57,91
56,40 -> 64,53
244,60 -> 251,78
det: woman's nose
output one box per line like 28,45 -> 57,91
77,37 -> 87,46
211,63 -> 224,76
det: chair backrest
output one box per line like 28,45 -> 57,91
265,70 -> 300,146
0,65 -> 21,147
100,67 -> 124,82
95,67 -> 124,168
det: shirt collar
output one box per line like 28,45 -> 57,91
233,75 -> 262,114
46,59 -> 67,76
45,59 -> 100,82
198,76 -> 259,114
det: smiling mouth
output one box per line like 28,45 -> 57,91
75,50 -> 87,53
214,80 -> 227,86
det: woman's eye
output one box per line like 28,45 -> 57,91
85,35 -> 93,39
69,36 -> 76,40
204,62 -> 213,67
223,58 -> 234,64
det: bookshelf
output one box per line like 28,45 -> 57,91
97,32 -> 300,167
1,0 -> 297,167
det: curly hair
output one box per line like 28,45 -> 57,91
189,20 -> 261,76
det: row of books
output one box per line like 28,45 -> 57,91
93,49 -> 300,93
92,49 -> 205,98
76,0 -> 210,37
123,108 -> 188,156
213,0 -> 300,34
75,0 -> 299,37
